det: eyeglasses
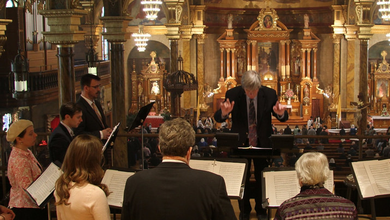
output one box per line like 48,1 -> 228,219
90,84 -> 101,89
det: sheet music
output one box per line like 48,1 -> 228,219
101,169 -> 135,207
189,160 -> 246,198
102,122 -> 121,153
26,163 -> 63,206
264,170 -> 334,207
352,159 -> 390,198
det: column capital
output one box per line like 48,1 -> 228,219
100,16 -> 132,42
220,48 -> 225,52
39,9 -> 88,45
196,34 -> 206,44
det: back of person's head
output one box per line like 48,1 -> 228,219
159,118 -> 195,157
295,152 -> 329,186
80,74 -> 100,90
60,102 -> 82,120
55,134 -> 109,205
241,70 -> 261,90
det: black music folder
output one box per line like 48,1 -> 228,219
102,122 -> 121,152
128,102 -> 156,131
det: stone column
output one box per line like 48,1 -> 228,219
346,38 -> 356,108
197,34 -> 205,107
182,39 -> 191,109
170,39 -> 179,72
100,16 -> 131,168
226,48 -> 231,77
333,34 -> 342,106
57,45 -> 76,105
39,9 -> 87,108
358,39 -> 369,135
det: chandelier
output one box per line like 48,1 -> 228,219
141,0 -> 162,20
378,0 -> 390,20
132,25 -> 151,52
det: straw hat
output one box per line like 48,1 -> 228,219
6,119 -> 33,143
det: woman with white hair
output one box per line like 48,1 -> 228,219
274,152 -> 357,219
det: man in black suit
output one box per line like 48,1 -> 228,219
121,118 -> 236,220
214,70 -> 288,220
49,102 -> 83,164
74,74 -> 112,140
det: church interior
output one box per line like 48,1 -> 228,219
1,0 -> 390,218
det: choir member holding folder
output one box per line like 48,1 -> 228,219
6,119 -> 46,220
54,135 -> 110,220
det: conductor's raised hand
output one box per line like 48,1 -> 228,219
220,98 -> 235,117
273,101 -> 287,117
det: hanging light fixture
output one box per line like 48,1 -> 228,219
378,0 -> 390,20
132,25 -> 151,52
11,50 -> 30,99
141,0 -> 162,20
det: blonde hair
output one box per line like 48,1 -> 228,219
295,152 -> 329,186
241,70 -> 262,90
55,134 -> 109,205
159,118 -> 195,157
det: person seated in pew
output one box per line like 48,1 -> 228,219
274,152 -> 357,219
55,135 -> 111,220
121,118 -> 236,220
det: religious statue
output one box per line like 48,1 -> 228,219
304,14 -> 309,29
227,14 -> 233,29
382,104 -> 388,116
151,82 -> 160,95
138,82 -> 143,96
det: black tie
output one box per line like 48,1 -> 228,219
248,99 -> 257,146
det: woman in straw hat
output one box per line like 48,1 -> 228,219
6,119 -> 47,220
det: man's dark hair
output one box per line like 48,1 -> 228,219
60,102 -> 82,120
80,74 -> 100,89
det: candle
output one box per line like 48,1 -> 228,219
280,85 -> 283,94
288,83 -> 290,89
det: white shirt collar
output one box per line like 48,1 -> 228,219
81,94 -> 94,106
60,121 -> 74,137
162,159 -> 186,164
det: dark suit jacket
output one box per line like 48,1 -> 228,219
49,123 -> 72,164
214,86 -> 288,147
74,96 -> 108,138
121,162 -> 236,220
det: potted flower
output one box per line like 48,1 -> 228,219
284,89 -> 294,104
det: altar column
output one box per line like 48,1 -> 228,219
280,40 -> 286,79
301,49 -> 306,78
220,48 -> 224,80
306,49 -> 311,79
246,40 -> 251,70
232,48 -> 237,78
251,40 -> 257,71
313,48 -> 318,81
286,40 -> 291,79
182,39 -> 192,109
226,48 -> 231,77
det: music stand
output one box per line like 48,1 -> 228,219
128,102 -> 155,170
270,134 -> 294,151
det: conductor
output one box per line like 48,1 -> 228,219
214,70 -> 288,220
